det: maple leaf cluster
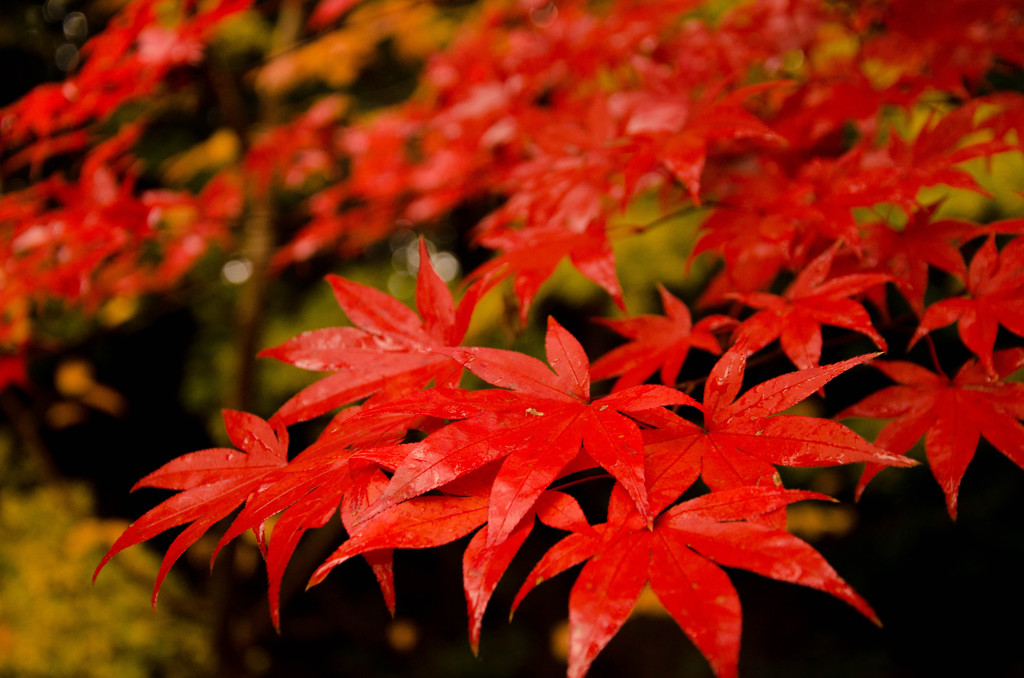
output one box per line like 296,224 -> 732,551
1,0 -> 1022,676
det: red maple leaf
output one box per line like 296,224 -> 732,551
633,346 -> 915,517
351,317 -> 698,548
213,404 -> 422,628
857,205 -> 974,315
511,483 -> 879,678
94,410 -> 288,604
261,318 -> 693,638
844,101 -> 1012,212
838,348 -> 1024,518
466,220 -> 625,323
62,2 -> 1024,675
729,245 -> 890,369
606,79 -> 782,204
649,81 -> 786,203
910,235 -> 1024,375
262,239 -> 480,424
690,159 -> 809,300
311,484 -> 593,653
591,285 -> 733,391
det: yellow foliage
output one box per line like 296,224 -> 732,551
45,400 -> 89,428
161,128 -> 242,185
809,22 -> 860,73
152,201 -> 201,234
210,8 -> 273,63
99,295 -> 139,328
786,503 -> 857,541
0,297 -> 31,348
0,482 -> 214,677
926,149 -> 1024,219
51,358 -> 128,423
255,0 -> 453,97
257,27 -> 377,94
55,358 -> 95,398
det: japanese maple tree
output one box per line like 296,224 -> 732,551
2,0 -> 1024,676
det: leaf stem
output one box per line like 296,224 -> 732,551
550,471 -> 613,493
924,334 -> 949,380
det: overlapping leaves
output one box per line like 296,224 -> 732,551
78,1 -> 1024,677
262,239 -> 480,424
99,317 -> 915,678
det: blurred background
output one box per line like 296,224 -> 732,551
2,1 -> 1024,677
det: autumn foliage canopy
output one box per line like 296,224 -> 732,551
3,0 -> 1024,676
